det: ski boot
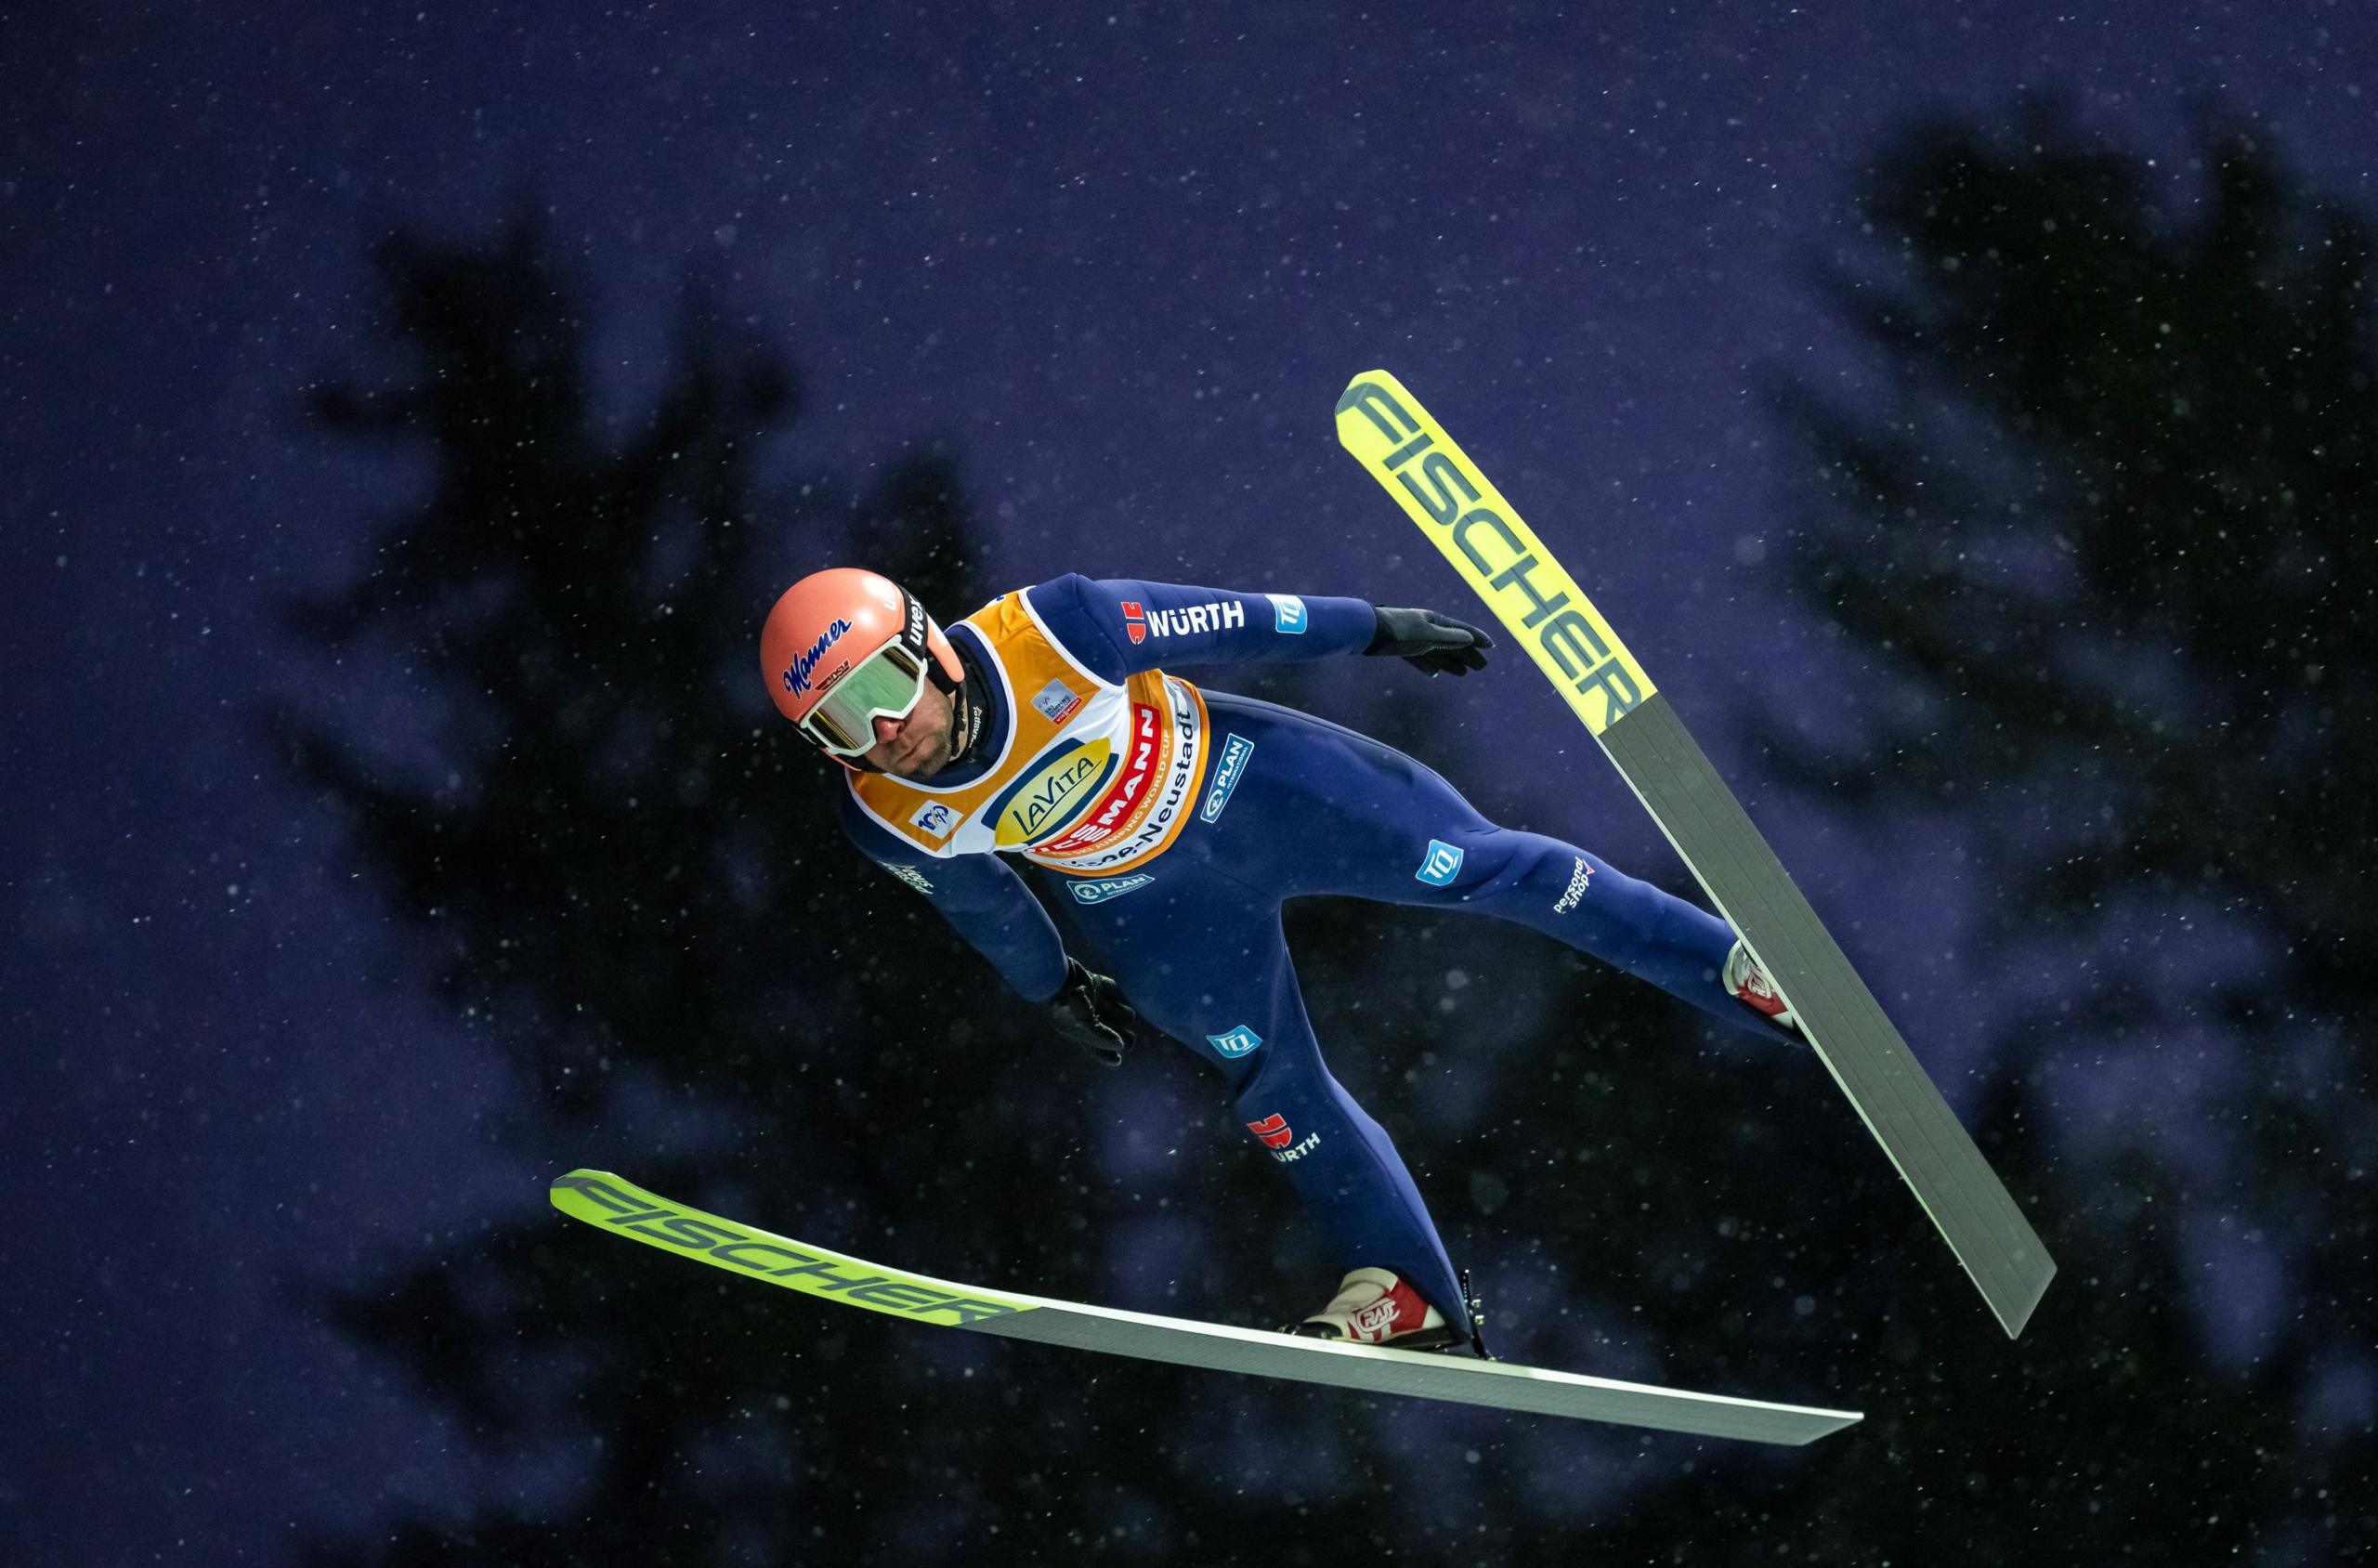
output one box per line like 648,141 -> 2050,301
1724,938 -> 1799,1032
1284,1268 -> 1470,1352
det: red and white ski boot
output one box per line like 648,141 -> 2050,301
1724,938 -> 1798,1031
1285,1268 -> 1465,1351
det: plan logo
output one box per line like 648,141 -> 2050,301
1200,734 -> 1254,823
782,616 -> 856,696
1031,677 -> 1083,726
1267,594 -> 1308,634
1416,839 -> 1466,886
1553,856 -> 1593,913
909,801 -> 956,836
1071,873 -> 1155,905
1121,599 -> 1149,644
1207,1024 -> 1262,1058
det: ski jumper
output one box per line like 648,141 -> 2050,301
837,575 -> 1777,1336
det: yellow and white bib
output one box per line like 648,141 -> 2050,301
845,589 -> 1211,877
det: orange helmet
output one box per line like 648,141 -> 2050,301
760,568 -> 963,765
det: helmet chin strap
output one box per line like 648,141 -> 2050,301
920,600 -> 973,767
944,634 -> 992,765
939,682 -> 965,767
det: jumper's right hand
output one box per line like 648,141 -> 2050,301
1046,957 -> 1143,1066
1365,606 -> 1495,675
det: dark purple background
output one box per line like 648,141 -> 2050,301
6,1 -> 2373,1558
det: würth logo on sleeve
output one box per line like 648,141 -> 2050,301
1136,600 -> 1247,639
1121,600 -> 1148,644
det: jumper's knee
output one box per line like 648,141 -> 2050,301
1441,828 -> 1578,904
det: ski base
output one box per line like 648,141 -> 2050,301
551,1170 -> 1861,1446
1599,693 -> 2056,1335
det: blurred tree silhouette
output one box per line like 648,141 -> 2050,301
1576,103 -> 2377,1563
271,217 -> 1126,1562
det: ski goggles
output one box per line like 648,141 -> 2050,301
797,638 -> 931,757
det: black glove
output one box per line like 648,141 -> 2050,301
1365,607 -> 1495,676
1045,957 -> 1143,1067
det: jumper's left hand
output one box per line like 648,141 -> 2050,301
1365,607 -> 1495,676
1047,957 -> 1143,1067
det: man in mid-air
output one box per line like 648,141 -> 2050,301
762,567 -> 1796,1352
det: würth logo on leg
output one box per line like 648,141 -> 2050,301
1121,600 -> 1148,644
1246,1113 -> 1323,1163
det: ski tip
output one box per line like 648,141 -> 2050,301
549,1169 -> 622,1208
1334,369 -> 1404,414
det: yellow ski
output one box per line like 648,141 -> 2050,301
1336,371 -> 2055,1339
551,1169 -> 1859,1444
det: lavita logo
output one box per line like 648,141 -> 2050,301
987,738 -> 1116,847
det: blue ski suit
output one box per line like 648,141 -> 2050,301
833,575 -> 1775,1337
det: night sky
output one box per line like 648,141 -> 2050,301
7,2 -> 2375,1561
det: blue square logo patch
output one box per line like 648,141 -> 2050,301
1267,594 -> 1309,634
1207,1025 -> 1263,1058
1416,839 -> 1465,886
